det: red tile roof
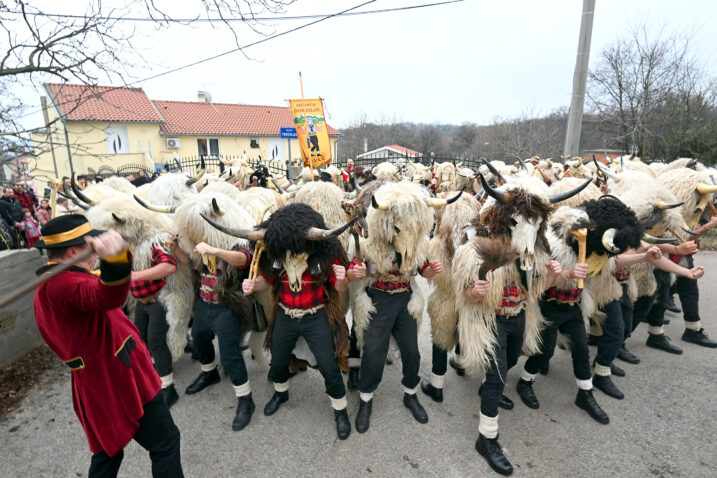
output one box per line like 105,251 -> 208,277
44,83 -> 340,136
386,145 -> 422,156
45,83 -> 164,123
154,100 -> 339,136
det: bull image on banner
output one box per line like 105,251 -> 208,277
289,99 -> 332,169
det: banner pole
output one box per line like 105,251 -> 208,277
299,72 -> 305,99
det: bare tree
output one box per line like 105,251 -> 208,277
586,24 -> 716,161
416,124 -> 445,157
0,0 -> 297,162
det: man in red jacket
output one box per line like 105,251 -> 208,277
33,214 -> 183,478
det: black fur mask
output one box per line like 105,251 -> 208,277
579,196 -> 644,257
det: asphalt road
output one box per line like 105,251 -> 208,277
3,253 -> 717,477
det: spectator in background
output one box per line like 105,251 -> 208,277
14,181 -> 37,213
18,207 -> 41,248
56,197 -> 74,216
132,170 -> 150,187
95,176 -> 104,183
1,187 -> 24,245
77,175 -> 88,188
62,176 -> 71,193
36,198 -> 52,225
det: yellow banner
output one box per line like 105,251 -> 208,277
289,99 -> 332,169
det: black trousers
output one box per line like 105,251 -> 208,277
595,299 -> 623,367
268,308 -> 346,399
619,283 -> 634,341
524,302 -> 591,381
632,268 -> 671,331
134,301 -> 172,377
359,289 -> 420,393
431,340 -> 461,376
88,393 -> 183,478
192,299 -> 248,386
672,254 -> 700,323
480,312 -> 525,417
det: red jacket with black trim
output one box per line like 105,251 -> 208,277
33,253 -> 161,456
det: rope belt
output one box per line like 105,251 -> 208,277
279,303 -> 324,319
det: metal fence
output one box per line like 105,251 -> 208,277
163,155 -> 289,177
354,153 -> 483,170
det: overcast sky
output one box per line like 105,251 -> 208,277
15,0 -> 717,130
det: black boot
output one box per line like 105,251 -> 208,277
610,363 -> 625,377
185,368 -> 220,395
616,346 -> 640,364
335,408 -> 351,440
263,390 -> 289,416
681,328 -> 717,348
592,375 -> 624,400
347,368 -> 360,391
355,399 -> 372,433
575,389 -> 609,424
479,384 -> 514,410
515,379 -> 539,409
232,394 -> 255,431
449,356 -> 465,376
162,384 -> 179,408
420,379 -> 443,403
646,333 -> 683,354
476,434 -> 513,476
403,393 -> 429,423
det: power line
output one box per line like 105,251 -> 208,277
13,0 -> 465,123
12,1 -> 464,23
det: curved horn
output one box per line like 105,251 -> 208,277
305,216 -> 359,241
112,213 -> 126,225
371,194 -> 389,211
270,178 -> 285,194
682,223 -> 698,236
593,158 -> 617,180
219,156 -> 233,165
211,197 -> 223,215
479,173 -> 510,204
351,172 -> 363,193
59,190 -> 89,210
173,158 -> 182,171
517,157 -> 528,172
601,228 -> 620,253
696,183 -> 717,195
480,158 -> 506,185
655,201 -> 684,210
185,164 -> 206,186
549,176 -> 593,204
629,151 -> 636,161
424,190 -> 463,208
133,194 -> 177,214
200,213 -> 267,241
642,233 -> 677,244
71,173 -> 97,206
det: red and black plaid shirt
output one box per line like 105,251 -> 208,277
199,250 -> 252,304
130,246 -> 177,299
349,258 -> 430,291
264,260 -> 339,310
14,191 -> 35,211
544,286 -> 582,303
496,282 -> 524,313
613,271 -> 631,282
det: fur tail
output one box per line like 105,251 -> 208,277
474,237 -> 517,281
249,331 -> 268,367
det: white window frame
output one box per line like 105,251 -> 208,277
197,137 -> 220,157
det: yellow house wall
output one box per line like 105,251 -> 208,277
31,97 -> 339,180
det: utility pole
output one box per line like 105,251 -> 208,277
40,96 -> 59,178
563,0 -> 596,158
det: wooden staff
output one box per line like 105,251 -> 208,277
667,228 -> 687,244
50,178 -> 60,219
246,240 -> 266,296
0,248 -> 94,308
570,228 -> 587,289
351,228 -> 362,264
